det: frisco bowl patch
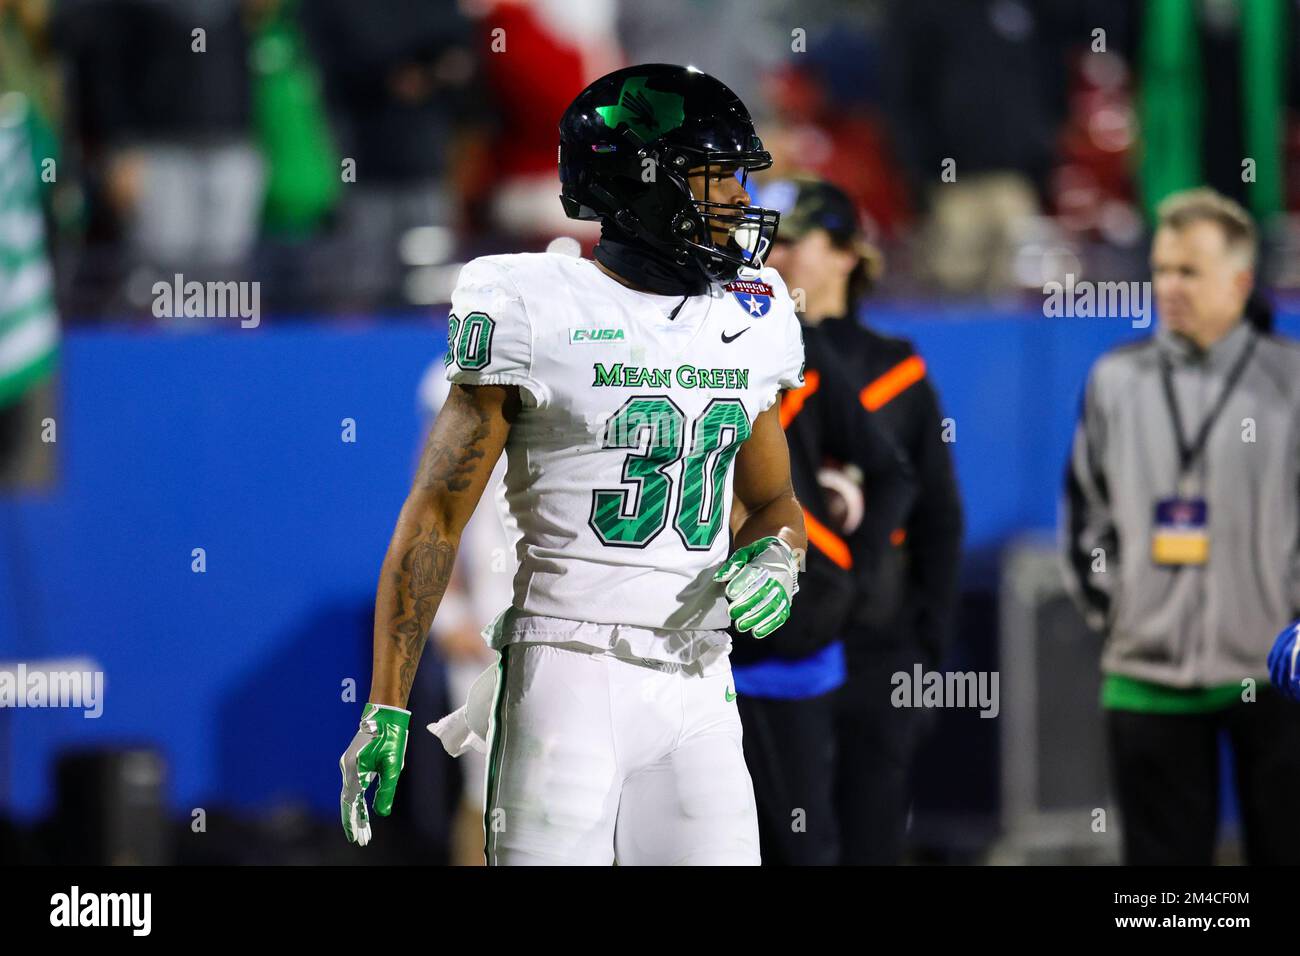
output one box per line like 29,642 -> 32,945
725,279 -> 773,317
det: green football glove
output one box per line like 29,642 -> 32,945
714,535 -> 801,639
339,702 -> 410,846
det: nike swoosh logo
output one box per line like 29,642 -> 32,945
721,328 -> 750,344
725,687 -> 738,702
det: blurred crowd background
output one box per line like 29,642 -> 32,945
5,0 -> 1300,325
4,0 -> 1300,866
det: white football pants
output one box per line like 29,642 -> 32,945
481,641 -> 760,865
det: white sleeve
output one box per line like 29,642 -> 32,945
761,268 -> 806,402
754,273 -> 805,411
779,305 -> 806,392
445,258 -> 548,407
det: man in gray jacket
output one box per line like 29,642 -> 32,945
1062,187 -> 1300,865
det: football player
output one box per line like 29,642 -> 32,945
341,64 -> 807,865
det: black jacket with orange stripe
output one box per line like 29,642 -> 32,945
728,322 -> 916,665
821,317 -> 964,671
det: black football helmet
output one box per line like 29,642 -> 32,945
559,64 -> 780,285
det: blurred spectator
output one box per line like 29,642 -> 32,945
52,0 -> 264,286
248,0 -> 338,239
304,0 -> 478,310
1062,187 -> 1300,865
881,0 -> 1073,293
244,0 -> 339,312
760,17 -> 913,241
472,0 -> 619,248
0,93 -> 58,488
616,0 -> 789,118
882,0 -> 1078,202
730,185 -> 918,861
1050,51 -> 1141,246
3,0 -> 86,301
1,0 -> 62,209
766,176 -> 963,863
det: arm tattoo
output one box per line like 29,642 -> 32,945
389,528 -> 455,702
416,386 -> 493,493
385,386 -> 506,702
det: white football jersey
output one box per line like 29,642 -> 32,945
445,252 -> 804,634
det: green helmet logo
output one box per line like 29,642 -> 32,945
594,77 -> 686,143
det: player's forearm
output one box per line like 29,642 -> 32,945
366,383 -> 514,706
733,485 -> 807,557
369,508 -> 461,708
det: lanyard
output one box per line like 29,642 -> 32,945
1158,333 -> 1256,476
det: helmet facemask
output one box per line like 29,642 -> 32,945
657,147 -> 781,283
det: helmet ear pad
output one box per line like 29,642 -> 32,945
586,154 -> 706,265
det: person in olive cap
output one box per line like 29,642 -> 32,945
764,175 -> 964,865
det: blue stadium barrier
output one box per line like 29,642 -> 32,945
1,307 -> 1296,819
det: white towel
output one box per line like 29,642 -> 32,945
427,608 -> 512,756
428,657 -> 499,757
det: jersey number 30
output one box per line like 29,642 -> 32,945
590,396 -> 751,550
